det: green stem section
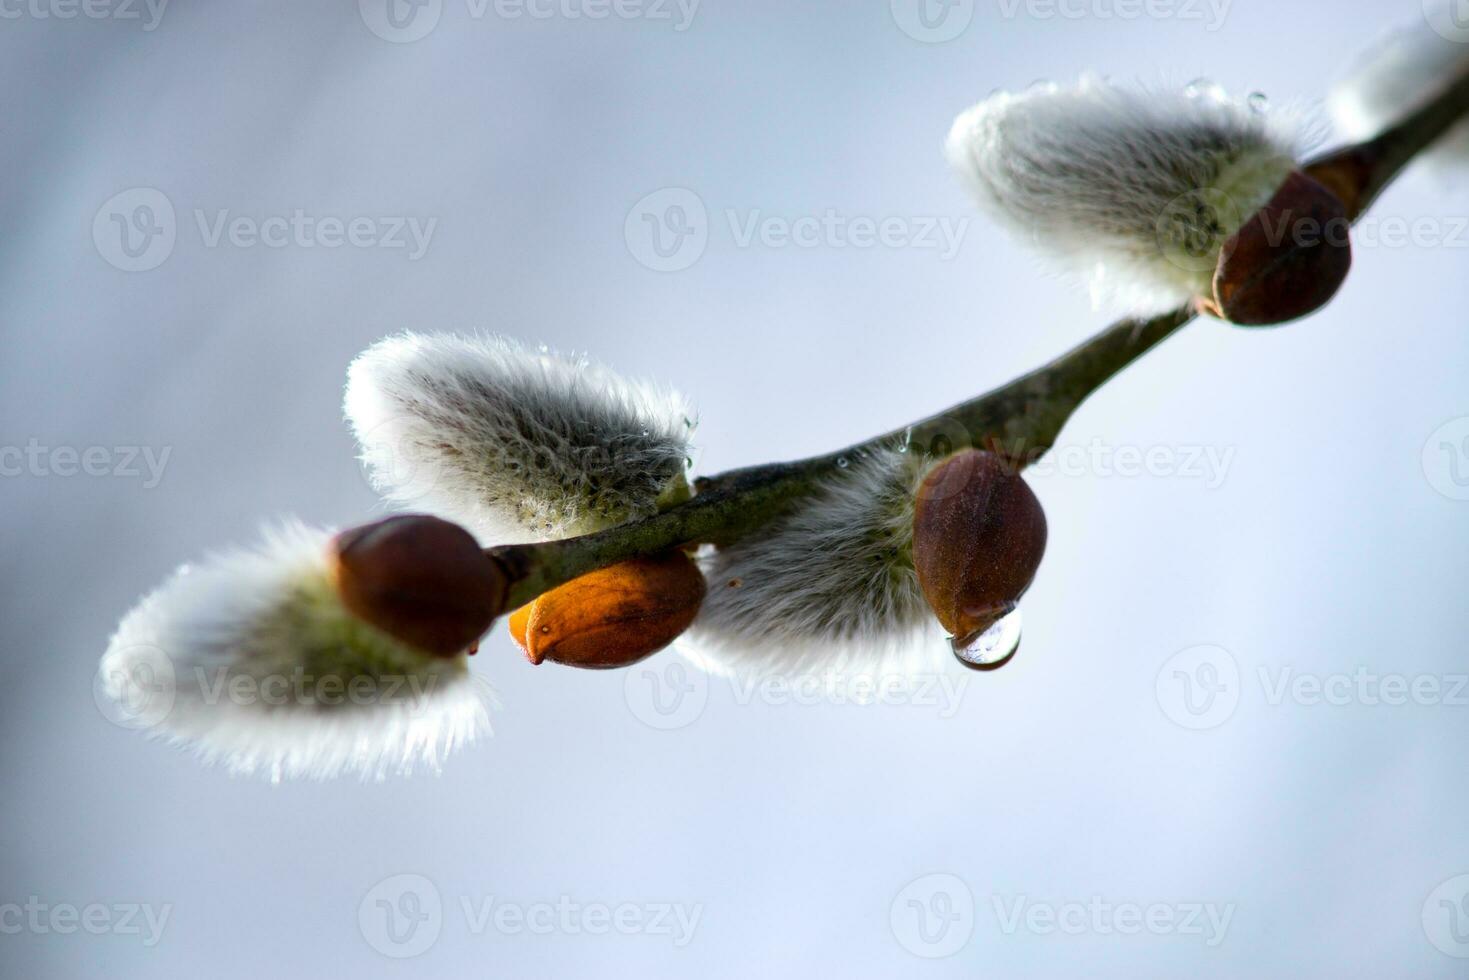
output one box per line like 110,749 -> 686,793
489,68 -> 1469,611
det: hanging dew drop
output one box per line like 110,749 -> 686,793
1247,91 -> 1269,113
953,609 -> 1023,670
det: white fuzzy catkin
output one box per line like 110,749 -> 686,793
1331,7 -> 1469,169
345,332 -> 696,544
680,450 -> 947,680
946,76 -> 1302,314
98,523 -> 490,781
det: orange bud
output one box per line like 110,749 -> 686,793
912,450 -> 1047,650
1207,170 -> 1352,327
506,603 -> 533,656
520,550 -> 706,669
329,514 -> 507,656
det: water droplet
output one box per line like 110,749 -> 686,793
1184,78 -> 1223,101
1247,91 -> 1269,113
537,343 -> 550,354
836,456 -> 850,468
953,609 -> 1023,670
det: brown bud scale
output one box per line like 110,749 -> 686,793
912,450 -> 1047,647
1210,170 -> 1352,327
330,514 -> 507,657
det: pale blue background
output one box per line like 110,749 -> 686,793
3,1 -> 1468,976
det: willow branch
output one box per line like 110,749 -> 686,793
488,68 -> 1469,611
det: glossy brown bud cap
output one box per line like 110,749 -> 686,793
329,514 -> 508,657
508,550 -> 706,669
1208,170 -> 1352,327
912,450 -> 1047,649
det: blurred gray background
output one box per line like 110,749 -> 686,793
4,0 -> 1469,976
